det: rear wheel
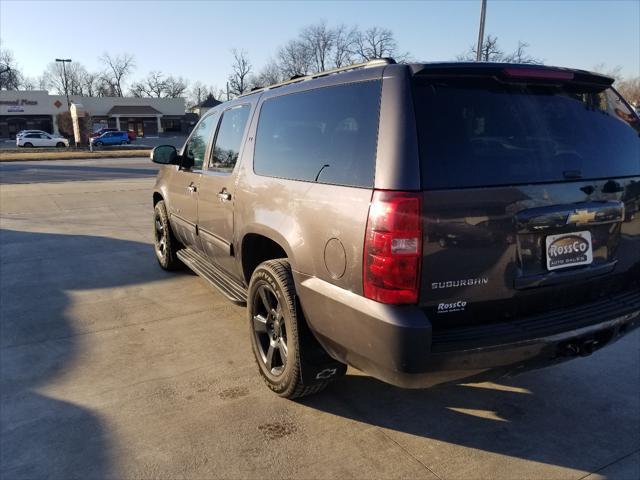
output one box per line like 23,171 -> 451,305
153,200 -> 182,270
56,142 -> 65,148
120,140 -> 127,145
248,259 -> 342,399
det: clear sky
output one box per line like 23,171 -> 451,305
1,0 -> 638,92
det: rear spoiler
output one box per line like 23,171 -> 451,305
410,63 -> 614,87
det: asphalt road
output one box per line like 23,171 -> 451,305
1,157 -> 639,479
1,135 -> 188,150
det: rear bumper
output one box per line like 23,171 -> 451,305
295,274 -> 640,388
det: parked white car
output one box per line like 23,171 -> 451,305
16,130 -> 62,139
17,133 -> 69,148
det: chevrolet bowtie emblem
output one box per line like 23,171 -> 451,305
566,209 -> 596,225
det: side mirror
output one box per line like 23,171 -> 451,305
151,145 -> 178,165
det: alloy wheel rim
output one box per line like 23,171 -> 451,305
252,283 -> 288,377
154,214 -> 166,257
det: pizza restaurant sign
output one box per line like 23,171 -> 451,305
0,99 -> 38,113
0,99 -> 38,106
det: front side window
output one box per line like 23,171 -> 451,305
184,114 -> 217,169
253,81 -> 381,187
209,105 -> 251,173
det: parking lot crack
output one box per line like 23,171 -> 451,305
577,448 -> 640,480
376,428 -> 444,480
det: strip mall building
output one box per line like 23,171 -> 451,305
0,90 -> 189,139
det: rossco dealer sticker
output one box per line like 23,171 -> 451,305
545,231 -> 593,271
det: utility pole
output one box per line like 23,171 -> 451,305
226,81 -> 230,101
55,58 -> 75,146
476,0 -> 487,62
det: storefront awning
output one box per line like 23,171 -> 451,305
107,106 -> 162,116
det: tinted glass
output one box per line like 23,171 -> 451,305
254,81 -> 381,187
210,105 -> 250,173
184,114 -> 217,169
414,77 -> 640,189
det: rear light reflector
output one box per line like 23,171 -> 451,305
363,190 -> 422,304
502,68 -> 574,81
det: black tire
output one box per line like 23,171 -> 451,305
56,142 -> 65,148
23,142 -> 33,148
153,200 -> 182,270
94,141 -> 103,147
248,259 -> 337,399
120,140 -> 127,145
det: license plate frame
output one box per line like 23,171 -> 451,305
545,230 -> 593,271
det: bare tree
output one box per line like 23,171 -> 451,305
617,77 -> 640,105
332,24 -> 356,68
251,59 -> 282,89
353,27 -> 401,62
42,61 -> 88,95
21,77 -> 37,90
503,41 -> 543,64
278,40 -> 313,78
189,81 -> 209,106
228,49 -> 252,96
593,64 -> 639,106
80,71 -> 102,97
302,20 -> 335,72
457,34 -> 504,62
100,53 -> 135,97
457,35 -> 542,64
0,48 -> 23,90
130,71 -> 166,97
164,76 -> 188,98
592,63 -> 623,82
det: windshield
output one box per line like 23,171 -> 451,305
413,77 -> 640,189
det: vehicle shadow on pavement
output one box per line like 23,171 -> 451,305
300,353 -> 639,474
0,228 -> 174,479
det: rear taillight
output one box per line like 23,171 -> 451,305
363,190 -> 422,304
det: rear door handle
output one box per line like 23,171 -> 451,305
217,190 -> 231,201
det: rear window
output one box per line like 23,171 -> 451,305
414,77 -> 640,189
254,81 -> 381,188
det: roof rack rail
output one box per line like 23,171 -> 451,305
240,58 -> 395,97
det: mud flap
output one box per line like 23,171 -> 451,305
296,298 -> 348,386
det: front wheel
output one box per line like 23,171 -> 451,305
94,141 -> 103,147
153,200 -> 182,270
248,259 -> 341,399
23,142 -> 33,148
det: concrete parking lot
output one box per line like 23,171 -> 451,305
1,157 -> 638,480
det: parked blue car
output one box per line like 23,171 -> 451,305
90,131 -> 130,147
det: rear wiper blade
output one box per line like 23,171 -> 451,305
563,169 -> 583,180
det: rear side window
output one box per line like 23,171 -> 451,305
414,77 -> 640,189
254,81 -> 381,187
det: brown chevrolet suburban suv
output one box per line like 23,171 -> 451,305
151,59 -> 640,398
